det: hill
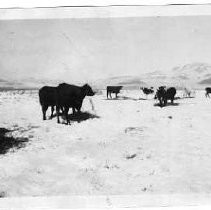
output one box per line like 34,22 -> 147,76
1,63 -> 211,90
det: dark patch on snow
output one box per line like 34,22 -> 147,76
126,154 -> 137,159
67,111 -> 100,123
0,191 -> 6,198
154,102 -> 180,108
104,96 -> 140,101
125,127 -> 144,135
51,111 -> 100,124
0,128 -> 29,155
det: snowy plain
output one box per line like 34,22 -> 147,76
0,89 -> 211,197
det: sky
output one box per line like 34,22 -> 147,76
1,8 -> 211,83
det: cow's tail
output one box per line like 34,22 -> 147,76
89,98 -> 95,112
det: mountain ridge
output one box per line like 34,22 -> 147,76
0,62 -> 211,90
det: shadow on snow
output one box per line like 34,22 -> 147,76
51,111 -> 100,124
104,96 -> 149,101
0,128 -> 29,155
154,102 -> 180,108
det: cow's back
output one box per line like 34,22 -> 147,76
57,83 -> 81,97
205,87 -> 211,92
107,86 -> 122,93
56,83 -> 83,106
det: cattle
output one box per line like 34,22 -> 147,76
107,86 -> 122,99
183,88 -> 191,98
56,83 -> 95,124
141,87 -> 154,99
39,86 -> 57,120
205,87 -> 211,98
183,87 -> 195,98
155,86 -> 177,107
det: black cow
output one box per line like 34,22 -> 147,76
107,86 -> 122,99
39,86 -> 57,120
155,86 -> 176,107
141,87 -> 154,99
56,83 -> 95,124
205,87 -> 211,97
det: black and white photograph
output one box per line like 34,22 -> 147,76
0,1 -> 211,209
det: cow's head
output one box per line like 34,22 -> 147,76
82,84 -> 95,96
119,86 -> 123,91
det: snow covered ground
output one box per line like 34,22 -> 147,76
0,89 -> 211,197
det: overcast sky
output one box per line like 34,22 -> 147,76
0,13 -> 211,83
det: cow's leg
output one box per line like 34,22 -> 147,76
72,107 -> 76,115
159,99 -> 162,107
42,105 -> 48,120
64,106 -> 70,125
50,106 -> 54,119
162,98 -> 166,106
107,91 -> 109,99
56,105 -> 60,124
77,104 -> 82,113
110,92 -> 112,99
67,108 -> 70,124
116,93 -> 117,98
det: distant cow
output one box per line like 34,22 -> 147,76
205,87 -> 211,97
56,83 -> 95,124
155,86 -> 177,107
183,87 -> 195,98
141,87 -> 154,99
183,88 -> 191,98
39,86 -> 57,120
107,86 -> 122,99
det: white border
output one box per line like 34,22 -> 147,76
1,4 -> 211,20
1,1 -> 211,209
0,0 -> 211,8
0,194 -> 211,209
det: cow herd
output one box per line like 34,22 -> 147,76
106,85 -> 177,106
39,83 -> 211,125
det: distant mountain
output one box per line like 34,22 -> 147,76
170,63 -> 211,88
0,79 -> 22,90
0,77 -> 66,90
92,63 -> 211,89
92,75 -> 147,90
198,77 -> 211,85
133,63 -> 211,89
0,63 -> 211,90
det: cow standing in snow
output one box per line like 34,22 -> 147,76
106,86 -> 123,99
141,87 -> 154,99
155,86 -> 177,107
205,87 -> 211,98
56,83 -> 95,124
39,86 -> 57,120
39,86 -> 64,120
